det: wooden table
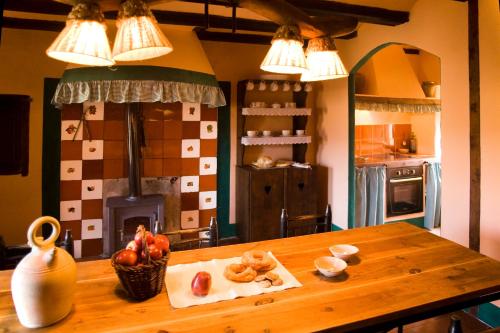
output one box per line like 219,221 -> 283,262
1,223 -> 499,332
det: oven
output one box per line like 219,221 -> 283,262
385,165 -> 424,219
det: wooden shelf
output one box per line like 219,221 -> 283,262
241,136 -> 311,146
242,107 -> 312,116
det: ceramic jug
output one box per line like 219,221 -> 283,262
11,216 -> 76,328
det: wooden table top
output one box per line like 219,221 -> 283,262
1,223 -> 499,332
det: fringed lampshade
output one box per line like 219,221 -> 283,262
46,2 -> 114,67
260,25 -> 307,74
300,36 -> 348,81
112,0 -> 173,61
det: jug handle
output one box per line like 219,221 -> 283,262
27,216 -> 61,250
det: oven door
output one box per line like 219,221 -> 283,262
386,176 -> 424,218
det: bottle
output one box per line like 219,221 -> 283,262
448,315 -> 463,333
60,229 -> 74,257
11,216 -> 76,328
410,132 -> 417,154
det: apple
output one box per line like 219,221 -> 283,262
134,231 -> 143,248
134,225 -> 154,247
141,243 -> 163,261
115,249 -> 138,266
154,234 -> 170,253
148,243 -> 163,260
145,231 -> 155,245
191,271 -> 211,297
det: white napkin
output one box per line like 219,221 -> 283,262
165,252 -> 302,308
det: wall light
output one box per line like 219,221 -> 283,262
300,36 -> 348,81
260,25 -> 307,74
112,0 -> 173,61
46,2 -> 114,67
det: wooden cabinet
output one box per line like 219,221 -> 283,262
286,167 -> 317,217
236,80 -> 311,165
236,166 -> 317,242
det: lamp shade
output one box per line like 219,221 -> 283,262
46,3 -> 114,66
260,25 -> 307,74
300,37 -> 348,81
112,0 -> 173,61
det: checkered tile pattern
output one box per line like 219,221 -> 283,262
60,101 -> 217,258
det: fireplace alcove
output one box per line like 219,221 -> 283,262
53,65 -> 226,258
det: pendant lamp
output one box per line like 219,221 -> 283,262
260,25 -> 307,74
46,2 -> 114,67
112,0 -> 173,61
300,36 -> 348,82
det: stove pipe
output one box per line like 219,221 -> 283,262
126,103 -> 142,200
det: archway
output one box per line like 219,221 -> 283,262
347,42 -> 442,232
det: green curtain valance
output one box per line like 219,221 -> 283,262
355,94 -> 441,114
52,66 -> 226,108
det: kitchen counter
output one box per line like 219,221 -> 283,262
355,153 -> 437,168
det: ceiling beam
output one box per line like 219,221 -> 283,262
285,0 -> 409,26
0,0 -> 5,43
4,0 -> 70,16
3,0 -> 280,33
154,10 -> 278,32
181,0 -> 409,26
194,28 -> 272,45
3,16 -> 64,32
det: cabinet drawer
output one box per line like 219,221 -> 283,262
286,167 -> 316,216
250,169 -> 284,241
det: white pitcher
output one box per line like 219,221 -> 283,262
11,216 -> 76,328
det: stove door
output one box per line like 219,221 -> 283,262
386,177 -> 423,217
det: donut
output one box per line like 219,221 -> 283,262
241,250 -> 277,271
224,263 -> 257,282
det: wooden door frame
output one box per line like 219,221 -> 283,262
468,0 -> 480,251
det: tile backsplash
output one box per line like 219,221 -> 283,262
59,101 -> 218,258
355,124 -> 412,157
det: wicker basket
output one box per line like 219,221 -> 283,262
111,251 -> 170,300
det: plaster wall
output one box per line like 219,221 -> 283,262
315,0 -> 470,248
479,0 -> 500,261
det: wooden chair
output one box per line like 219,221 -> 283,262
0,236 -> 30,270
280,205 -> 332,238
162,217 -> 218,251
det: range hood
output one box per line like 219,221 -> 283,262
355,44 -> 440,113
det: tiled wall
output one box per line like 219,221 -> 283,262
355,124 -> 411,157
59,101 -> 218,258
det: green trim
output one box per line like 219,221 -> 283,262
347,42 -> 401,229
348,74 -> 356,229
42,78 -> 61,237
60,66 -> 220,87
385,217 -> 425,229
217,81 -> 234,238
468,303 -> 500,328
332,224 -> 344,231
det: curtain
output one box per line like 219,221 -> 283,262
355,166 -> 386,228
424,162 -> 442,229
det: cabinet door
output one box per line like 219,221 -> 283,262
286,167 -> 317,217
250,169 -> 284,241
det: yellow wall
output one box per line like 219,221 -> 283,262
316,0 -> 472,248
0,24 -> 214,245
0,28 -> 67,246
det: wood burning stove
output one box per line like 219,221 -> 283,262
104,103 -> 165,257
